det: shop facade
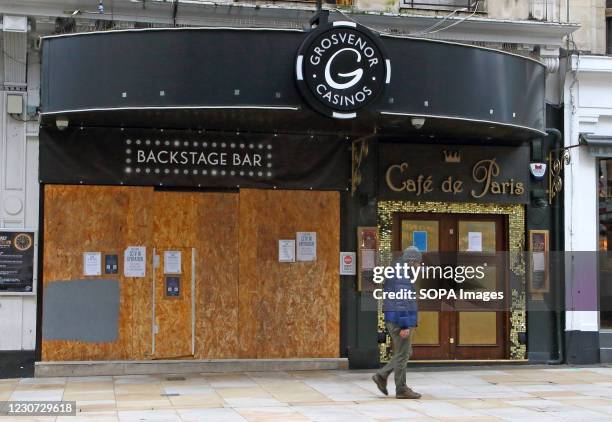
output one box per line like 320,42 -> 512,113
563,54 -> 612,364
375,143 -> 530,362
0,15 -> 41,377
37,20 -> 554,370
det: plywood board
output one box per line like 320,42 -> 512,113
43,186 -> 340,361
238,189 -> 340,358
194,193 -> 240,359
154,248 -> 193,359
42,185 -> 154,361
126,187 -> 155,360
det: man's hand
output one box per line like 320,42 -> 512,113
399,328 -> 410,338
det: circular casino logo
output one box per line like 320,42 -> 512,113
13,233 -> 33,251
296,21 -> 390,119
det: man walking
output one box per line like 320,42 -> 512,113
372,246 -> 421,399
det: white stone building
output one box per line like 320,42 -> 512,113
0,15 -> 40,374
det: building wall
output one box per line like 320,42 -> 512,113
355,0 -> 560,20
560,0 -> 606,53
563,55 -> 612,362
0,0 -> 575,365
0,28 -> 39,353
488,0 -> 542,20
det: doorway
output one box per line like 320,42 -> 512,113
152,247 -> 195,359
392,212 -> 508,360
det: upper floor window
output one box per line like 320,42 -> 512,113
607,0 -> 612,54
608,17 -> 612,55
400,0 -> 483,11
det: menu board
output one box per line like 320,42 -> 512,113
0,230 -> 35,293
529,229 -> 549,294
357,227 -> 379,292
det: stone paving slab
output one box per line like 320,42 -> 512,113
2,367 -> 612,421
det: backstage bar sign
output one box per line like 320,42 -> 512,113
0,231 -> 35,293
379,144 -> 530,204
296,21 -> 390,119
127,138 -> 271,180
39,128 -> 350,190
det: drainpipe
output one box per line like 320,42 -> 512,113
309,0 -> 329,28
546,127 -> 565,364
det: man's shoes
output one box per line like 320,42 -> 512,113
396,386 -> 422,399
372,374 -> 388,396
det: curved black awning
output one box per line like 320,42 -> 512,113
40,26 -> 545,141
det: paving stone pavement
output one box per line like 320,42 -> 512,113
2,366 -> 612,421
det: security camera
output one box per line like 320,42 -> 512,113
411,117 -> 426,130
55,116 -> 69,130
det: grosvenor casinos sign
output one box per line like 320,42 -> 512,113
295,21 -> 391,119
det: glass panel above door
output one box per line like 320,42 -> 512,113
401,220 -> 439,252
458,221 -> 496,253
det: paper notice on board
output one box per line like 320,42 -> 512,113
361,249 -> 376,270
124,246 -> 146,277
279,240 -> 295,263
164,251 -> 181,274
340,252 -> 357,275
533,252 -> 545,272
467,232 -> 483,252
296,232 -> 316,261
83,252 -> 102,276
413,231 -> 428,252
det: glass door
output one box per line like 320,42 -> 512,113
393,213 -> 508,360
394,214 -> 452,360
453,216 -> 506,359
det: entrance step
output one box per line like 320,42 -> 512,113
407,359 -> 529,366
600,331 -> 612,363
35,358 -> 348,377
601,348 -> 612,363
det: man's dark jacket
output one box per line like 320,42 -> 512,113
382,262 -> 418,329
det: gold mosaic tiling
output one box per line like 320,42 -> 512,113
377,201 -> 526,362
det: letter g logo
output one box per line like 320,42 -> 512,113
295,21 -> 390,118
324,48 -> 363,90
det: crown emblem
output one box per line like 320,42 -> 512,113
442,150 -> 461,163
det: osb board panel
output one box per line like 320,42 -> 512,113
151,192 -> 240,359
43,186 -> 339,361
152,192 -> 199,247
42,187 -> 238,361
42,185 -> 155,361
238,190 -> 259,358
127,187 -> 155,360
154,248 -> 193,359
238,189 -> 340,358
151,192 -> 197,358
194,193 -> 240,359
